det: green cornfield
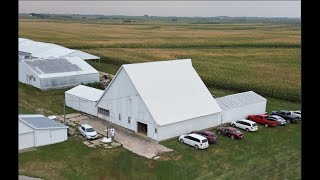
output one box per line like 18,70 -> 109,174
19,19 -> 301,102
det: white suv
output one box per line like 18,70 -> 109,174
231,119 -> 258,132
179,133 -> 209,150
79,124 -> 98,140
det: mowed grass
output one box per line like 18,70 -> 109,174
19,115 -> 301,179
19,19 -> 301,101
18,83 -> 76,115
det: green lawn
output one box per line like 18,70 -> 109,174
19,88 -> 301,180
18,83 -> 76,115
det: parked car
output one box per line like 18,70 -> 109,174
78,124 -> 98,140
266,115 -> 287,125
290,110 -> 301,119
191,130 -> 217,144
231,119 -> 258,132
247,114 -> 278,127
271,110 -> 300,123
179,133 -> 209,149
216,127 -> 244,139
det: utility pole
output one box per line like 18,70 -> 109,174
64,100 -> 66,124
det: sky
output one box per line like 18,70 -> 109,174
19,1 -> 301,18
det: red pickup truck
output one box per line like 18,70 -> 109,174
247,114 -> 278,127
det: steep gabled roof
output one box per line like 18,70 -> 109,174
97,59 -> 222,126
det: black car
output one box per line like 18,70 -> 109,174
270,110 -> 300,123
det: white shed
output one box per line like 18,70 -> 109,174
95,59 -> 222,141
18,57 -> 100,90
216,91 -> 267,124
65,85 -> 104,116
19,114 -> 68,150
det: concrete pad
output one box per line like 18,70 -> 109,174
65,113 -> 81,119
83,141 -> 91,146
66,114 -> 173,159
19,147 -> 37,154
153,156 -> 160,160
88,144 -> 95,148
111,142 -> 121,147
19,175 -> 43,180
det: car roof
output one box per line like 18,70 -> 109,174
238,119 -> 256,124
269,115 -> 282,119
81,124 -> 93,128
189,133 -> 207,140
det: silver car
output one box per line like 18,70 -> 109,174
290,111 -> 301,119
267,115 -> 287,125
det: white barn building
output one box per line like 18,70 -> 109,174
216,91 -> 267,124
19,38 -> 100,61
95,59 -> 222,141
19,114 -> 68,150
19,57 -> 100,90
65,85 -> 104,116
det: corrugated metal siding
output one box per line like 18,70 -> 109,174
216,91 -> 266,110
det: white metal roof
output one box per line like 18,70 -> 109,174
216,91 -> 266,110
22,57 -> 98,78
19,38 -> 100,60
19,114 -> 68,130
65,85 -> 104,101
121,59 -> 222,126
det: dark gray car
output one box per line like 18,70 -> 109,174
270,110 -> 300,123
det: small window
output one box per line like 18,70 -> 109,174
155,128 -> 157,133
202,139 -> 208,143
128,117 -> 131,123
119,114 -> 121,120
98,107 -> 110,117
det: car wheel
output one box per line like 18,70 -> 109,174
217,131 -> 221,135
265,123 -> 269,127
231,135 -> 235,139
287,119 -> 291,124
195,145 -> 199,149
246,128 -> 249,132
232,124 -> 236,127
180,139 -> 184,144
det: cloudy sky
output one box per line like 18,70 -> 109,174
19,1 -> 301,18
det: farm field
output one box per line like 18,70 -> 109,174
19,18 -> 301,101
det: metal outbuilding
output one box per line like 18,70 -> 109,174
19,57 -> 100,90
19,38 -> 100,60
65,85 -> 104,116
19,114 -> 68,150
216,91 -> 267,123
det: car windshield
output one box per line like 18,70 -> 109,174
233,129 -> 242,134
86,128 -> 95,132
295,112 -> 301,115
202,139 -> 208,143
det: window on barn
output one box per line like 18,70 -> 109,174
119,114 -> 121,120
155,128 -> 157,133
128,117 -> 131,123
98,107 -> 110,117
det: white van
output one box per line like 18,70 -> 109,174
231,119 -> 258,132
178,133 -> 209,149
